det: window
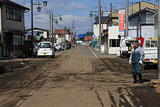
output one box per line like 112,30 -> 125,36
13,35 -> 24,46
145,40 -> 150,47
13,9 -> 16,20
145,40 -> 157,47
151,40 -> 157,47
40,43 -> 51,48
9,7 -> 13,19
6,6 -> 22,22
22,36 -> 24,45
110,39 -> 120,47
6,7 -> 10,19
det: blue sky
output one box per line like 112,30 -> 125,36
12,0 -> 157,34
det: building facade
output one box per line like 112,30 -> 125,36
54,29 -> 71,44
25,28 -> 49,41
101,1 -> 157,55
0,0 -> 29,58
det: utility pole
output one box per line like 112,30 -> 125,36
72,21 -> 75,44
110,3 -> 112,26
51,14 -> 54,43
49,12 -> 52,41
31,0 -> 34,56
139,2 -> 141,37
98,0 -> 101,49
72,21 -> 75,34
125,0 -> 129,37
158,0 -> 160,80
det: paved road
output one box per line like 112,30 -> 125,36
0,46 -> 159,107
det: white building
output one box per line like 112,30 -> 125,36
93,17 -> 108,53
107,26 -> 121,54
94,24 -> 107,39
25,28 -> 49,41
54,29 -> 71,44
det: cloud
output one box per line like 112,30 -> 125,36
60,15 -> 89,24
57,14 -> 90,33
12,0 -> 90,33
47,0 -> 87,11
65,2 -> 88,11
34,14 -> 49,23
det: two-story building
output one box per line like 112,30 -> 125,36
54,29 -> 71,44
0,0 -> 29,58
102,1 -> 157,54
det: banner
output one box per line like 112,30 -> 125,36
119,10 -> 125,35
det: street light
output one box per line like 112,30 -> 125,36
94,15 -> 97,21
37,2 -> 41,12
31,0 -> 48,56
59,15 -> 62,21
43,0 -> 48,6
55,19 -> 58,24
90,12 -> 93,17
51,14 -> 63,43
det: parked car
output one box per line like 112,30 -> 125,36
54,43 -> 61,51
61,43 -> 66,50
143,37 -> 158,69
37,41 -> 55,58
33,43 -> 38,55
119,37 -> 135,58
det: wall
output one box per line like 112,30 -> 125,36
56,34 -> 65,44
141,25 -> 154,38
94,24 -> 107,39
2,4 -> 25,31
129,11 -> 155,38
154,15 -> 158,37
108,26 -> 119,39
108,26 -> 120,55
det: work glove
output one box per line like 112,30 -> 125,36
139,60 -> 143,65
129,60 -> 132,64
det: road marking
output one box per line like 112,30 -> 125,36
88,47 -> 98,58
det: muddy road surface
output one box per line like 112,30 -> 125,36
0,46 -> 159,107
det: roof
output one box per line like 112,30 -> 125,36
25,28 -> 49,32
129,7 -> 157,18
54,29 -> 70,34
104,1 -> 158,24
0,0 -> 29,10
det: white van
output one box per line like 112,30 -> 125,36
37,41 -> 55,58
143,37 -> 158,69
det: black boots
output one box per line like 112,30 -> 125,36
133,74 -> 143,83
133,74 -> 137,83
138,73 -> 143,83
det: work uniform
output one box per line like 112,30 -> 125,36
129,46 -> 144,83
